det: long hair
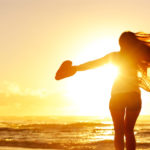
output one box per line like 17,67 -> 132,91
119,31 -> 150,92
135,32 -> 150,91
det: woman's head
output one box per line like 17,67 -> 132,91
119,31 -> 138,50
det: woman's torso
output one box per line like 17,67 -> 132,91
111,52 -> 141,95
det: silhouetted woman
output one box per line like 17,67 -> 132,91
55,31 -> 150,149
69,31 -> 150,150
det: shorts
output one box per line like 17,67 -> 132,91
109,92 -> 142,111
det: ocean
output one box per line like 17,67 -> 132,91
0,116 -> 149,150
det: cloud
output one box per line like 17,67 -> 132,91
2,81 -> 49,97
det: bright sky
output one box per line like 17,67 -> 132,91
0,0 -> 150,116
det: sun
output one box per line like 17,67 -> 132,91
65,37 -> 119,116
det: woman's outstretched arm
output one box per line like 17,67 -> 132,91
75,52 -> 118,71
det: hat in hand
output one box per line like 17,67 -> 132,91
55,60 -> 76,80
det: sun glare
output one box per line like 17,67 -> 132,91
66,64 -> 118,116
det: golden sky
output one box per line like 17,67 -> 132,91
0,0 -> 150,116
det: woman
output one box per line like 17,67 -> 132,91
56,31 -> 150,150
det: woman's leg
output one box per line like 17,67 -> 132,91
124,110 -> 141,150
110,109 -> 125,150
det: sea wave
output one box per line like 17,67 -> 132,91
0,122 -> 111,131
0,139 -> 114,150
20,122 -> 110,128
